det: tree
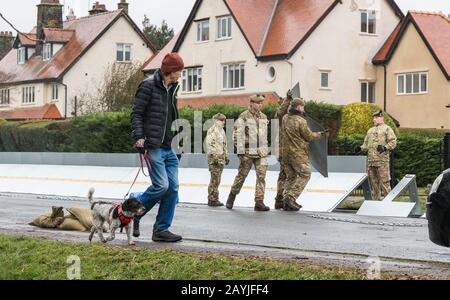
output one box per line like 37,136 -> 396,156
75,62 -> 144,114
142,16 -> 174,50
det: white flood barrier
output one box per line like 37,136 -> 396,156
0,153 -> 369,212
357,174 -> 423,218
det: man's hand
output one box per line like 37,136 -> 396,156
377,145 -> 387,153
287,89 -> 293,101
136,139 -> 145,148
134,139 -> 146,154
321,129 -> 330,137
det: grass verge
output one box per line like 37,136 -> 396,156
0,234 -> 366,280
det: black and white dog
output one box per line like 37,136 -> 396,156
88,188 -> 145,245
427,169 -> 450,248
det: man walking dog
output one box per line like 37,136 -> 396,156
131,52 -> 184,243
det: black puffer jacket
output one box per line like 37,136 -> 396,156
131,69 -> 180,149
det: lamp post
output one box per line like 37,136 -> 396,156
445,105 -> 450,169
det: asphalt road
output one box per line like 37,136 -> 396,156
0,192 -> 449,278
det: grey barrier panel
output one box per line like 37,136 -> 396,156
357,174 -> 423,218
0,152 -> 367,173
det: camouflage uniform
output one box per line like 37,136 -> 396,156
228,96 -> 269,210
206,114 -> 228,206
274,93 -> 292,209
282,106 -> 325,210
361,120 -> 397,200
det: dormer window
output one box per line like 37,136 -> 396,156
43,43 -> 53,61
18,47 -> 26,64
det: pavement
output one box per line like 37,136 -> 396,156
0,192 -> 449,279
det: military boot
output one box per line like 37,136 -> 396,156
208,200 -> 224,207
254,201 -> 270,212
226,192 -> 236,209
283,196 -> 302,211
274,195 -> 284,210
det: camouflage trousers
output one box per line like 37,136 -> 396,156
276,158 -> 288,200
368,163 -> 391,200
230,155 -> 268,202
283,157 -> 311,201
208,162 -> 224,202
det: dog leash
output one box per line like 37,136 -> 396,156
123,148 -> 152,200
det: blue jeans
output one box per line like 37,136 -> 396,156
134,148 -> 179,232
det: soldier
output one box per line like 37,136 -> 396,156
227,94 -> 270,212
206,113 -> 229,207
282,98 -> 328,211
274,90 -> 293,210
357,110 -> 397,200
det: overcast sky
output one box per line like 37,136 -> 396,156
1,0 -> 449,33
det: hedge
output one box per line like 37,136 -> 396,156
337,134 -> 443,187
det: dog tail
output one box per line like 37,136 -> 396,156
88,187 -> 95,204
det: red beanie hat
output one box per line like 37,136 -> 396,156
161,52 -> 184,74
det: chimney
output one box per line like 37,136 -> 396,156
0,31 -> 14,61
66,8 -> 76,21
118,0 -> 129,14
89,2 -> 108,15
36,0 -> 63,56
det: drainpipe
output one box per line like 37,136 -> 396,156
383,65 -> 387,112
59,81 -> 68,119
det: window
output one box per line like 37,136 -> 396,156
43,43 -> 53,60
182,67 -> 203,92
266,66 -> 276,82
22,86 -> 35,104
117,44 -> 131,62
361,82 -> 376,103
361,10 -> 377,34
320,71 -> 330,89
18,47 -> 26,64
196,19 -> 209,42
217,16 -> 232,39
51,84 -> 59,101
0,89 -> 10,106
397,72 -> 428,95
223,63 -> 245,89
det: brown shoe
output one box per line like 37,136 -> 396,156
283,197 -> 302,211
226,192 -> 236,209
254,201 -> 270,212
208,200 -> 224,207
274,195 -> 284,210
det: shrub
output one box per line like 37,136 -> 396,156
339,102 -> 398,137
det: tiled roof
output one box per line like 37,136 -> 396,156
0,9 -> 155,86
17,33 -> 37,47
0,104 -> 62,120
173,0 -> 403,60
178,92 -> 279,109
373,11 -> 450,79
143,32 -> 180,72
260,0 -> 339,58
43,28 -> 74,43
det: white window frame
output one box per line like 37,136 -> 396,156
222,63 -> 245,90
217,15 -> 232,40
196,19 -> 210,42
116,43 -> 132,62
18,47 -> 26,64
43,43 -> 53,61
51,84 -> 59,101
361,81 -> 376,103
396,72 -> 428,95
360,10 -> 377,34
0,88 -> 10,106
320,71 -> 331,89
22,86 -> 35,104
181,67 -> 203,93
